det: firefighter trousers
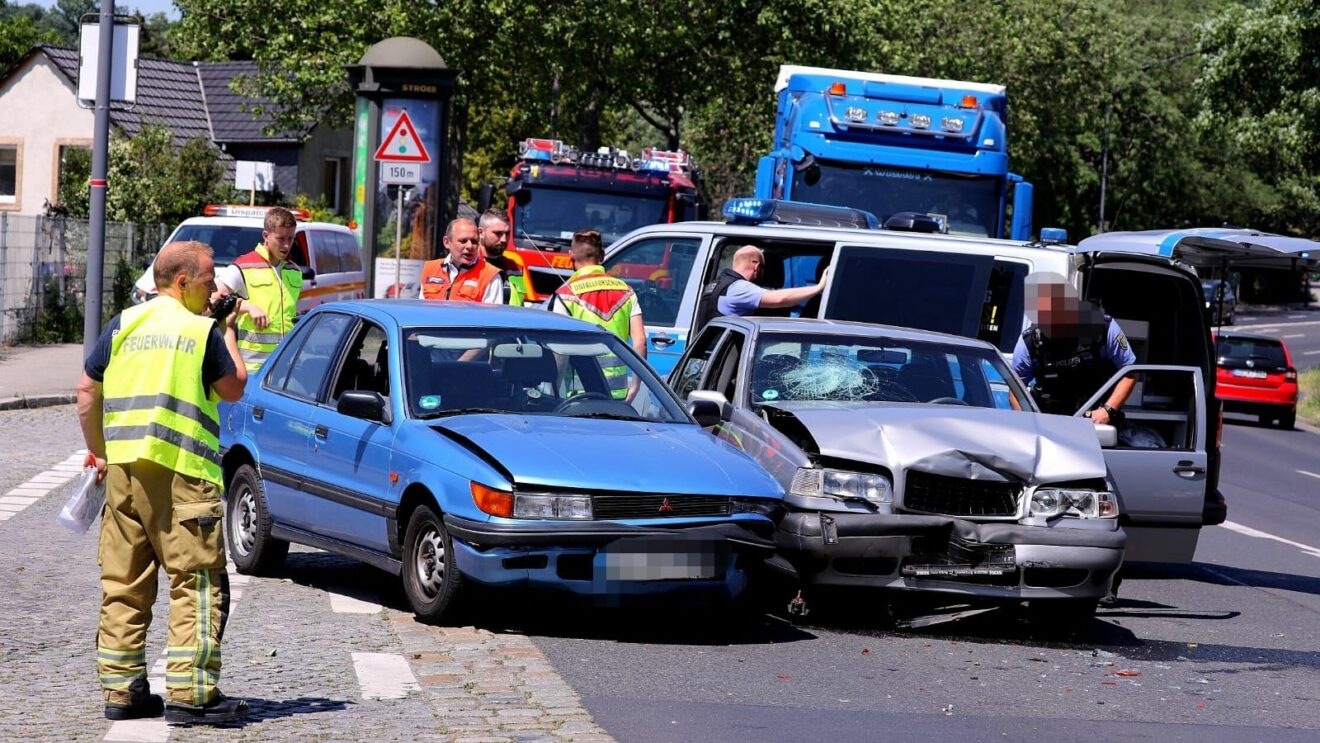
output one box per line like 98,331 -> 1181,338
97,460 -> 229,706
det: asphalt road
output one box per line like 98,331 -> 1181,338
521,408 -> 1320,743
1227,305 -> 1320,371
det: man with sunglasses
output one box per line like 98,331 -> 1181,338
418,218 -> 504,303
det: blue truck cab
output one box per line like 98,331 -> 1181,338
755,65 -> 1034,240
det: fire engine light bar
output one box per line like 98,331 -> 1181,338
723,198 -> 880,230
909,114 -> 932,129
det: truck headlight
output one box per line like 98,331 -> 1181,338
791,467 -> 893,505
1030,488 -> 1118,519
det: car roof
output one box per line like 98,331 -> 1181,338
710,315 -> 1004,352
618,220 -> 1078,263
313,299 -> 610,333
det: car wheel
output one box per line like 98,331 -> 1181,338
225,464 -> 288,575
401,504 -> 466,623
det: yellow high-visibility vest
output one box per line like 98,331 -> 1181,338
234,245 -> 301,371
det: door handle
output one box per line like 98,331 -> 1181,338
252,407 -> 264,421
650,335 -> 676,348
1172,460 -> 1205,476
314,425 -> 328,439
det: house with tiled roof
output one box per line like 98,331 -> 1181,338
0,45 -> 351,215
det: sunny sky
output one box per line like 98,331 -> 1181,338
26,0 -> 180,20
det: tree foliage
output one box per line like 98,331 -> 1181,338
104,125 -> 229,225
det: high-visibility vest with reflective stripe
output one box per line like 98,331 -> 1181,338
103,296 -> 223,485
554,266 -> 635,399
234,246 -> 300,371
419,258 -> 502,302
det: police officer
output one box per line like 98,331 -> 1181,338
75,241 -> 250,724
691,245 -> 829,333
548,229 -> 645,400
477,208 -> 526,306
1011,271 -> 1136,424
418,218 -> 504,303
214,206 -> 301,371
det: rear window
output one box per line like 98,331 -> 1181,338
1216,337 -> 1286,368
170,224 -> 262,264
824,247 -> 1027,352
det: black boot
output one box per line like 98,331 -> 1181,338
105,677 -> 164,720
165,693 -> 250,725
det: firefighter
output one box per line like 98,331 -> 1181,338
75,241 -> 250,724
1011,271 -> 1136,422
214,207 -> 301,371
548,229 -> 645,400
418,218 -> 504,303
477,208 -> 526,306
692,245 -> 828,333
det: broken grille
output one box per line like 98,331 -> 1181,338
592,495 -> 732,520
902,471 -> 1021,517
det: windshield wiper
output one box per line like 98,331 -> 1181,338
419,407 -> 508,420
563,411 -> 648,421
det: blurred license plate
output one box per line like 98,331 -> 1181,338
903,565 -> 1011,577
1231,369 -> 1268,379
597,540 -> 726,581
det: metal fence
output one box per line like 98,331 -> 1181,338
0,213 -> 170,345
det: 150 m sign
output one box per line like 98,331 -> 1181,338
381,163 -> 421,185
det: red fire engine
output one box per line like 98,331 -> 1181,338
502,138 -> 702,302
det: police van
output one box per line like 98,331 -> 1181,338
600,200 -> 1293,565
131,205 -> 367,312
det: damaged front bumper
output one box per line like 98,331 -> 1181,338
773,511 -> 1125,600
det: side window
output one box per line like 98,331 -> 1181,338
1087,369 -> 1199,450
290,232 -> 310,267
603,237 -> 701,326
308,230 -> 342,274
335,232 -> 364,273
673,326 -> 725,399
262,315 -> 317,392
280,313 -> 353,401
703,331 -> 746,402
331,322 -> 390,402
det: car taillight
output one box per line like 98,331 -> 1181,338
1285,368 -> 1298,381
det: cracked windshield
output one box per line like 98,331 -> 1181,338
751,332 -> 1025,410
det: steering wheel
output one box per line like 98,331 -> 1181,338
553,391 -> 614,413
928,396 -> 971,406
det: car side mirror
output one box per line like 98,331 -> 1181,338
687,390 -> 732,426
337,390 -> 392,425
301,265 -> 316,281
1094,423 -> 1118,448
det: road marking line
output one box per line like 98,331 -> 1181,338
6,487 -> 50,497
1235,319 -> 1320,331
1221,520 -> 1320,559
0,503 -> 29,512
1298,470 -> 1320,480
1283,333 -> 1306,338
1288,314 -> 1307,319
0,495 -> 41,504
1304,350 -> 1320,356
0,512 -> 12,521
330,593 -> 381,614
103,720 -> 169,742
352,652 -> 420,700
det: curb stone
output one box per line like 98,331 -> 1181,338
0,394 -> 77,411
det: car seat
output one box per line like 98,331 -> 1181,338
424,360 -> 498,411
896,354 -> 955,402
499,353 -> 559,409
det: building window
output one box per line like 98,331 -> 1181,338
322,157 -> 343,213
56,144 -> 91,206
0,145 -> 18,206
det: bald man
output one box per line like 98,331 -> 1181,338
691,245 -> 829,333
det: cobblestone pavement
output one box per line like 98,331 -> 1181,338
0,407 -> 612,742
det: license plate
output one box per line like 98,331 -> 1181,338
1231,369 -> 1268,379
597,539 -> 727,581
902,565 -> 1011,577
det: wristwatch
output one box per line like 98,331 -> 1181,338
1100,403 -> 1119,418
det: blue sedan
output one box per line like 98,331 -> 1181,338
218,300 -> 783,621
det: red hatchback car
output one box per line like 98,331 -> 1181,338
1214,332 -> 1299,429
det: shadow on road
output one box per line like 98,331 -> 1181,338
167,696 -> 352,729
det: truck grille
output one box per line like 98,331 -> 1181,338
593,494 -> 732,520
902,471 -> 1020,517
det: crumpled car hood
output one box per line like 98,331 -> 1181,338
763,401 -> 1107,484
432,414 -> 781,496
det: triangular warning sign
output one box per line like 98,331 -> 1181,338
374,110 -> 431,163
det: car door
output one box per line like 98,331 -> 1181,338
308,319 -> 399,552
253,311 -> 356,532
602,234 -> 710,375
1077,364 -> 1209,563
694,328 -> 807,488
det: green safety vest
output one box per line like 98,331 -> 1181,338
103,296 -> 223,486
554,266 -> 635,399
234,245 -> 301,372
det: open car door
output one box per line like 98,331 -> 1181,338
1078,364 -> 1210,563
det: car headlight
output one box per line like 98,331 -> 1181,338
791,467 -> 893,505
1029,488 -> 1118,519
471,483 -> 594,519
